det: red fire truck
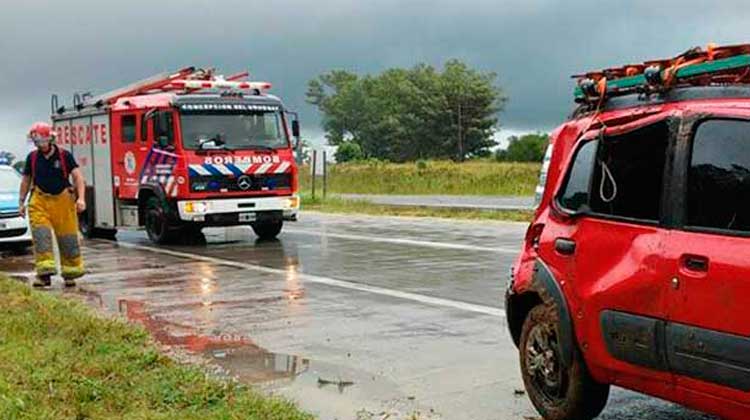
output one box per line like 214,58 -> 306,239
50,67 -> 301,244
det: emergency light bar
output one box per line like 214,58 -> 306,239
168,80 -> 272,91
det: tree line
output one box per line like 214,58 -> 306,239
306,60 -> 507,163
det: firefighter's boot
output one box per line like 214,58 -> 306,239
28,190 -> 85,282
32,274 -> 52,288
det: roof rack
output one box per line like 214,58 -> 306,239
51,67 -> 272,115
573,44 -> 750,104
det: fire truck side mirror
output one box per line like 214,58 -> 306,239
291,120 -> 300,138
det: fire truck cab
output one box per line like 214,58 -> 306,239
51,67 -> 301,244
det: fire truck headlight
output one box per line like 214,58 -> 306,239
185,201 -> 209,214
284,196 -> 300,209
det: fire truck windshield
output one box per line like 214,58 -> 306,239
180,110 -> 288,150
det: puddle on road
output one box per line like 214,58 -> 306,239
114,297 -> 416,418
1,246 -> 436,419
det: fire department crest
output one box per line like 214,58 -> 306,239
124,151 -> 137,175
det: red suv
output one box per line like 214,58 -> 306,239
507,44 -> 750,420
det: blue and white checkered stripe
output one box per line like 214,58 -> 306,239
188,162 -> 249,177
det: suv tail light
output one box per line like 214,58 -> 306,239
525,223 -> 545,251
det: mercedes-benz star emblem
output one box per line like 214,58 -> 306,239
237,175 -> 252,191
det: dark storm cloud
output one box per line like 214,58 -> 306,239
1,0 -> 749,155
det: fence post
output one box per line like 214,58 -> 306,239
323,151 -> 327,198
311,149 -> 317,200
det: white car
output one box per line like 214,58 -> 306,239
0,165 -> 32,252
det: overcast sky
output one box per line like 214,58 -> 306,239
1,0 -> 748,157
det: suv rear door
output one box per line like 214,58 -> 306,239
663,113 -> 750,404
549,116 -> 676,387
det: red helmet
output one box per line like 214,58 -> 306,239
28,122 -> 56,140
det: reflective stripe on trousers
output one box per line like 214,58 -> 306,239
28,189 -> 84,279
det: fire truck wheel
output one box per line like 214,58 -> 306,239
78,210 -> 95,239
179,225 -> 206,245
96,229 -> 118,241
145,197 -> 176,244
519,304 -> 609,420
251,220 -> 283,240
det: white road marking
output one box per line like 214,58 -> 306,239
283,228 -> 519,254
110,241 -> 506,318
80,267 -> 170,281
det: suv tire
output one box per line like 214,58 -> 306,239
519,304 -> 609,420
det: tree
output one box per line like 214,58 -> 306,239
306,60 -> 506,162
296,138 -> 312,164
334,142 -> 364,163
496,133 -> 550,162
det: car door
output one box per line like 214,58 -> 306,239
111,112 -> 142,199
548,117 -> 676,388
663,114 -> 750,404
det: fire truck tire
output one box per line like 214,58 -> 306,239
144,196 -> 178,244
96,228 -> 118,241
78,210 -> 95,239
78,210 -> 117,240
251,220 -> 283,240
178,225 -> 206,245
519,304 -> 610,420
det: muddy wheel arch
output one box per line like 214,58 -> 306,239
507,259 -> 576,369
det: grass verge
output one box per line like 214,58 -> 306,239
0,277 -> 313,420
301,195 -> 534,222
299,160 -> 540,196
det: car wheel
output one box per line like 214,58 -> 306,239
144,197 -> 175,244
251,220 -> 283,240
519,304 -> 610,420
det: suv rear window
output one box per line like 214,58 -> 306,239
558,121 -> 669,222
688,119 -> 750,233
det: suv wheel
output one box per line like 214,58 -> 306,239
520,304 -> 610,420
251,220 -> 283,240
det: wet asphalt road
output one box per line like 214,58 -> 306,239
0,212 -> 716,420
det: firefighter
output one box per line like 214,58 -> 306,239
18,122 -> 86,287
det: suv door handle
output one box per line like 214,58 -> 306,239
682,254 -> 709,272
555,238 -> 576,255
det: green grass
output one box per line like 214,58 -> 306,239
0,278 -> 313,420
299,160 -> 540,196
301,195 -> 533,222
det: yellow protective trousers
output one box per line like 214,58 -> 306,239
28,189 -> 85,279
